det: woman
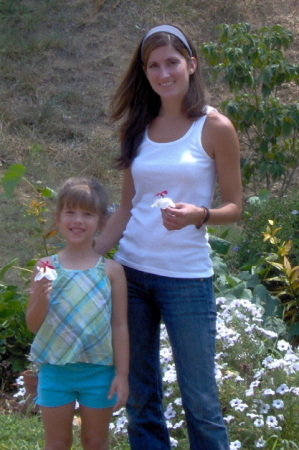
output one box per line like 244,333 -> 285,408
95,24 -> 242,450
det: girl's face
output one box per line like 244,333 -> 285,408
144,44 -> 197,102
57,205 -> 102,246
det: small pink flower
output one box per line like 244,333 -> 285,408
155,190 -> 168,198
152,190 -> 175,209
34,260 -> 57,281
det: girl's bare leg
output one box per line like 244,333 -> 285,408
79,404 -> 113,450
41,402 -> 75,450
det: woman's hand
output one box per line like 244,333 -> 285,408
161,203 -> 204,230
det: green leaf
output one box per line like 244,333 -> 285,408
40,187 -> 57,198
281,120 -> 293,137
211,251 -> 229,276
209,235 -> 231,255
0,258 -> 18,281
218,282 -> 252,300
258,189 -> 270,202
264,122 -> 276,138
1,164 -> 25,199
263,315 -> 286,335
287,321 -> 299,339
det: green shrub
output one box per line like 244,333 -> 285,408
0,260 -> 34,390
235,190 -> 299,271
201,23 -> 299,196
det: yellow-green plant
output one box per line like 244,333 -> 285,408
0,164 -> 59,378
263,219 -> 299,330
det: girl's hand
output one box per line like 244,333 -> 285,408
108,374 -> 129,412
161,202 -> 202,230
31,277 -> 52,303
27,276 -> 53,334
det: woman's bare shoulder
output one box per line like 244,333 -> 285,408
205,109 -> 235,129
202,110 -> 239,158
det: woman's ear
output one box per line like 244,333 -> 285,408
188,57 -> 197,75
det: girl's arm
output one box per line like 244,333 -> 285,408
26,259 -> 53,334
162,111 -> 242,230
106,259 -> 129,411
94,168 -> 135,256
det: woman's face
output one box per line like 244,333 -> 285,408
144,44 -> 197,102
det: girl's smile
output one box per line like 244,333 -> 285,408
58,206 -> 101,245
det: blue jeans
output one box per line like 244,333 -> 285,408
124,266 -> 229,450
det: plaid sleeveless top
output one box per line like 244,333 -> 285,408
30,254 -> 113,366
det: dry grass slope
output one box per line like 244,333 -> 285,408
0,0 -> 298,272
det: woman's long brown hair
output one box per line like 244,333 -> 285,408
111,25 -> 209,168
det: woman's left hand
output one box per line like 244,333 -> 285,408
161,203 -> 201,230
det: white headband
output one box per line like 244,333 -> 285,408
141,25 -> 192,60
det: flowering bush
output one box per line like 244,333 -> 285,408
13,295 -> 299,448
109,297 -> 299,449
216,297 -> 299,449
235,190 -> 299,272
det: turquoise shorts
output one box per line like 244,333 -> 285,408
36,362 -> 117,408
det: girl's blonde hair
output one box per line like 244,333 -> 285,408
56,177 -> 108,219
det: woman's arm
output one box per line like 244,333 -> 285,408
26,259 -> 53,334
106,259 -> 129,411
162,112 -> 242,230
203,111 -> 242,224
94,168 -> 135,255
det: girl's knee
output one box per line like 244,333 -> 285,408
44,437 -> 72,450
81,435 -> 109,450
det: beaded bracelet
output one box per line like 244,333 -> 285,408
195,206 -> 210,229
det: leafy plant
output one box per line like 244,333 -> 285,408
234,189 -> 299,272
201,23 -> 299,195
262,220 -> 299,338
1,164 -> 58,260
0,260 -> 33,389
0,164 -> 59,385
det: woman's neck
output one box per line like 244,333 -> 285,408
159,97 -> 184,118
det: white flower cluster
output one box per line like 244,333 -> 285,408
216,297 -> 299,449
107,296 -> 299,448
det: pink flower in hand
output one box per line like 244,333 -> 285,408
34,260 -> 57,281
151,190 -> 175,209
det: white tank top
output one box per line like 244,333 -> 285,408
115,107 -> 216,278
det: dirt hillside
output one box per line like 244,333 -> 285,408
0,0 -> 298,270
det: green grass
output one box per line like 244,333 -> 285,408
0,0 -> 296,271
0,413 -> 47,450
0,412 -> 130,450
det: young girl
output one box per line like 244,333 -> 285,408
95,24 -> 242,449
26,177 -> 129,450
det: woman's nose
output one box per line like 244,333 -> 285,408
158,65 -> 169,78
